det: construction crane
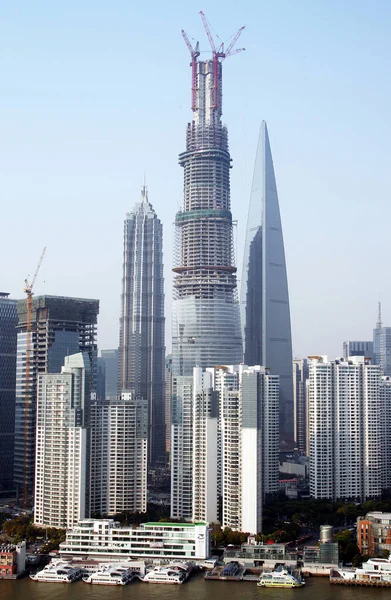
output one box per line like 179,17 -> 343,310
181,30 -> 200,112
22,246 -> 46,507
199,11 -> 245,111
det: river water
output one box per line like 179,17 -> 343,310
1,574 -> 391,600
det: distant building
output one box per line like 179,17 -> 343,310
118,186 -> 165,466
90,393 -> 148,516
34,353 -> 90,528
357,512 -> 391,556
381,376 -> 391,493
292,358 -> 308,453
59,519 -> 210,561
0,293 -> 18,494
14,295 -> 99,501
373,303 -> 391,374
101,349 -> 118,400
308,356 -> 382,501
96,357 -> 106,401
343,341 -> 373,360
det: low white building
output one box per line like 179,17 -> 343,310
60,519 -> 210,560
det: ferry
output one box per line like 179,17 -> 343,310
141,562 -> 191,584
331,556 -> 391,585
257,565 -> 305,588
83,564 -> 135,585
30,560 -> 83,583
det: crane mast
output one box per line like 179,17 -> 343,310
22,246 -> 46,507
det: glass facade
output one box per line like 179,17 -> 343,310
14,295 -> 99,500
118,188 -> 165,466
0,295 -> 18,492
241,122 -> 293,443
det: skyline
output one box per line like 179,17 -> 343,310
3,1 -> 391,359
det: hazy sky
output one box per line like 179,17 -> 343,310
2,0 -> 391,359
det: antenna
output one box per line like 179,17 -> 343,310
377,301 -> 382,329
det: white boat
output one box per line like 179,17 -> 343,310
257,565 -> 305,588
141,563 -> 189,584
83,564 -> 135,585
30,560 -> 83,583
331,556 -> 391,584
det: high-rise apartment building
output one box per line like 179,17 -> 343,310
118,186 -> 165,466
292,358 -> 309,453
380,376 -> 391,493
34,353 -> 90,528
241,122 -> 293,444
343,341 -> 373,360
171,364 -> 279,533
171,28 -> 243,379
14,295 -> 99,501
90,393 -> 148,516
0,293 -> 18,494
101,349 -> 119,400
308,356 -> 382,501
170,375 -> 193,520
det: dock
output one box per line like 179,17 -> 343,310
330,576 -> 391,588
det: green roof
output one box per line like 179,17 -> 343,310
145,522 -> 207,527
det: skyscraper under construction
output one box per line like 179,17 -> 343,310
172,15 -> 243,377
171,15 -> 244,518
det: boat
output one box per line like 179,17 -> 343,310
331,556 -> 391,585
82,564 -> 136,585
140,562 -> 191,584
30,560 -> 83,583
257,565 -> 305,588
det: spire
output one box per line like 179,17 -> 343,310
141,175 -> 148,203
377,301 -> 382,329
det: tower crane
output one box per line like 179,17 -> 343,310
22,246 -> 46,507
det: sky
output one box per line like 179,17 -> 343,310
2,0 -> 391,359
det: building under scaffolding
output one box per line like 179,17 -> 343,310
171,16 -> 244,518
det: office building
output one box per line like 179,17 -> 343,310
308,356 -> 382,501
292,358 -> 309,453
0,293 -> 18,494
342,341 -> 373,360
60,519 -> 210,561
241,122 -> 293,444
357,512 -> 391,556
118,186 -> 165,466
14,295 -> 99,501
101,349 -> 118,400
373,305 -> 391,375
96,357 -> 106,401
171,24 -> 243,379
34,353 -> 90,528
90,393 -> 148,516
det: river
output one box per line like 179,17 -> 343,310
1,573 -> 391,600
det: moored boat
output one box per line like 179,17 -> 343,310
82,564 -> 136,585
30,560 -> 83,583
257,565 -> 305,588
141,562 -> 192,584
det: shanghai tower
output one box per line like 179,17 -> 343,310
241,121 -> 293,444
171,16 -> 243,377
118,186 -> 165,466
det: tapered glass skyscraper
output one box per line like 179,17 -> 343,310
118,186 -> 165,466
172,34 -> 243,377
241,122 -> 293,443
